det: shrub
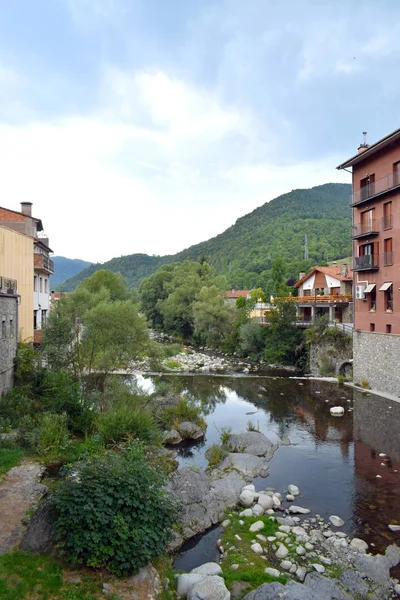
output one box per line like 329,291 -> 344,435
205,444 -> 228,468
164,360 -> 181,370
160,398 -> 205,429
18,412 -> 72,461
318,355 -> 336,377
96,405 -> 162,446
220,427 -> 232,445
53,445 -> 179,576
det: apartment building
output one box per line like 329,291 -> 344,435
337,128 -> 400,396
0,202 -> 53,343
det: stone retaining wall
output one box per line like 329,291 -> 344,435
353,331 -> 400,397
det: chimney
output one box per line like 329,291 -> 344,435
299,272 -> 306,280
357,131 -> 370,154
20,202 -> 33,217
340,264 -> 348,278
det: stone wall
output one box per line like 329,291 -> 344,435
0,294 -> 18,396
353,331 -> 400,397
309,339 -> 352,377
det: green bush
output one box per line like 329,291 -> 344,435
96,405 -> 162,446
53,445 -> 179,576
205,444 -> 228,468
18,412 -> 71,462
318,355 -> 336,377
160,398 -> 205,429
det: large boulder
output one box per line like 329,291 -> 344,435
164,429 -> 182,445
188,575 -> 230,600
226,432 -> 275,457
219,453 -> 269,478
20,499 -> 57,553
178,421 -> 205,440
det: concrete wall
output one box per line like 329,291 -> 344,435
0,227 -> 34,341
0,294 -> 18,396
353,330 -> 400,396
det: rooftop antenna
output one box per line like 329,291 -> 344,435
363,131 -> 368,146
304,234 -> 309,260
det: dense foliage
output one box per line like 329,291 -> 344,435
53,445 -> 179,576
52,256 -> 92,288
61,183 -> 351,291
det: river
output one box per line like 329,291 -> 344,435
134,373 -> 400,573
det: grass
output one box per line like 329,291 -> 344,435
220,427 -> 232,445
152,556 -> 177,600
164,360 -> 182,370
247,420 -> 260,432
160,398 -> 206,429
0,442 -> 25,477
0,552 -> 118,600
220,512 -> 287,595
205,444 -> 227,468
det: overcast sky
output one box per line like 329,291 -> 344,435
1,0 -> 399,262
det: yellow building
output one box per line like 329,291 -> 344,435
0,226 -> 34,342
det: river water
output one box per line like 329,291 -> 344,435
135,373 -> 400,571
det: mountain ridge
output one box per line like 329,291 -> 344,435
61,182 -> 352,291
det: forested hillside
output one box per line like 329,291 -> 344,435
52,257 -> 92,288
62,183 -> 351,291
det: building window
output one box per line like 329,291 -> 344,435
9,318 -> 13,338
383,201 -> 392,230
370,323 -> 375,332
360,174 -> 375,200
44,278 -> 48,293
39,277 -> 43,293
360,209 -> 374,234
385,285 -> 393,312
369,286 -> 376,311
386,324 -> 392,334
41,309 -> 47,326
34,276 -> 38,292
394,161 -> 400,186
2,319 -> 5,338
357,242 -> 379,269
33,310 -> 37,330
383,238 -> 393,266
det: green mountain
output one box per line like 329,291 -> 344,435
61,183 -> 352,291
52,257 -> 92,288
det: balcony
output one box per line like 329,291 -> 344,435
351,171 -> 400,206
353,254 -> 379,271
34,254 -> 54,274
279,294 -> 353,304
351,218 -> 380,238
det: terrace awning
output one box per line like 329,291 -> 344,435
379,282 -> 393,291
364,284 -> 376,294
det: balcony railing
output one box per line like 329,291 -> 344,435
383,251 -> 393,266
382,214 -> 393,229
279,295 -> 353,304
351,171 -> 400,206
351,218 -> 380,238
34,254 -> 54,274
353,254 -> 379,271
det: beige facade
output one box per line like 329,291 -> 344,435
0,226 -> 34,341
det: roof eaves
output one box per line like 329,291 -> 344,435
336,127 -> 400,170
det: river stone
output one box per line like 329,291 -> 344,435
312,564 -> 325,574
350,538 -> 368,552
20,499 -> 57,553
188,575 -> 230,600
239,509 -> 253,517
296,566 -> 307,582
296,545 -> 306,556
191,563 -> 222,576
239,489 -> 256,507
177,421 -> 205,440
167,467 -> 246,549
289,505 -> 311,514
252,504 -> 265,516
304,572 -> 352,600
286,494 -> 295,502
288,485 -> 300,496
226,432 -> 274,456
264,567 -> 280,578
249,521 -> 264,533
251,543 -> 264,554
388,524 -> 400,532
243,580 -> 320,600
257,494 -> 274,510
278,525 -> 291,533
220,453 -> 269,477
164,429 -> 182,444
177,573 -> 208,597
394,584 -> 400,595
256,534 -> 267,543
280,560 -> 292,571
329,515 -> 345,527
275,544 -> 289,559
243,484 -> 256,492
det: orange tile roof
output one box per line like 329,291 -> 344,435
225,290 -> 249,298
295,266 -> 353,288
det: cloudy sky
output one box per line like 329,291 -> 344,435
1,0 -> 399,262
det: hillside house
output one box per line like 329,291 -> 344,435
225,290 -> 250,306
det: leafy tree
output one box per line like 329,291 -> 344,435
264,301 -> 302,365
139,264 -> 176,329
239,321 -> 265,357
248,288 -> 267,303
78,269 -> 129,301
269,256 -> 288,297
193,285 -> 233,345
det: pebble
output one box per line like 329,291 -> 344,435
239,520 -> 245,525
222,519 -> 231,528
289,505 -> 311,514
267,536 -> 276,542
388,524 -> 400,532
394,583 -> 400,595
249,521 -> 264,533
288,484 -> 300,496
312,564 -> 325,573
234,534 -> 241,541
329,515 -> 345,527
280,560 -> 292,571
275,544 -> 289,559
231,564 -> 239,570
319,556 -> 332,565
379,453 -> 386,457
305,542 -> 314,550
239,509 -> 253,517
264,567 -> 280,578
278,525 -> 291,533
296,545 -> 306,556
256,534 -> 267,543
376,475 -> 382,478
296,566 -> 307,582
251,543 -> 263,555
275,532 -> 287,539
350,538 -> 369,552
286,494 -> 295,502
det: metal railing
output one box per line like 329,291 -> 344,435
34,254 -> 54,273
353,255 -> 379,271
351,218 -> 380,238
279,294 -> 353,304
351,171 -> 400,206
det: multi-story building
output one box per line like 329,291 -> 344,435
0,202 -> 53,343
337,128 -> 400,396
0,276 -> 18,396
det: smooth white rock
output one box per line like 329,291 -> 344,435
388,524 -> 400,532
275,532 -> 286,539
289,564 -> 297,574
376,475 -> 382,478
249,521 -> 265,533
350,538 -> 368,552
191,563 -> 223,576
329,515 -> 345,527
266,509 -> 275,515
272,495 -> 281,508
280,560 -> 292,571
188,576 -> 230,600
286,494 -> 295,502
278,525 -> 291,533
242,484 -> 256,492
221,519 -> 231,528
252,504 -> 265,517
289,506 -> 311,515
267,536 -> 276,542
330,406 -> 345,415
305,542 -> 314,551
312,564 -> 325,574
292,526 -> 307,537
240,489 -> 255,507
256,534 -> 267,543
394,584 -> 400,595
288,485 -> 300,496
264,567 -> 280,578
275,544 -> 289,559
239,509 -> 253,517
319,557 -> 332,565
296,566 -> 307,582
235,534 -> 241,541
257,494 -> 274,510
296,545 -> 306,556
177,574 -> 208,597
231,564 -> 239,570
251,543 -> 264,555
379,453 -> 386,457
